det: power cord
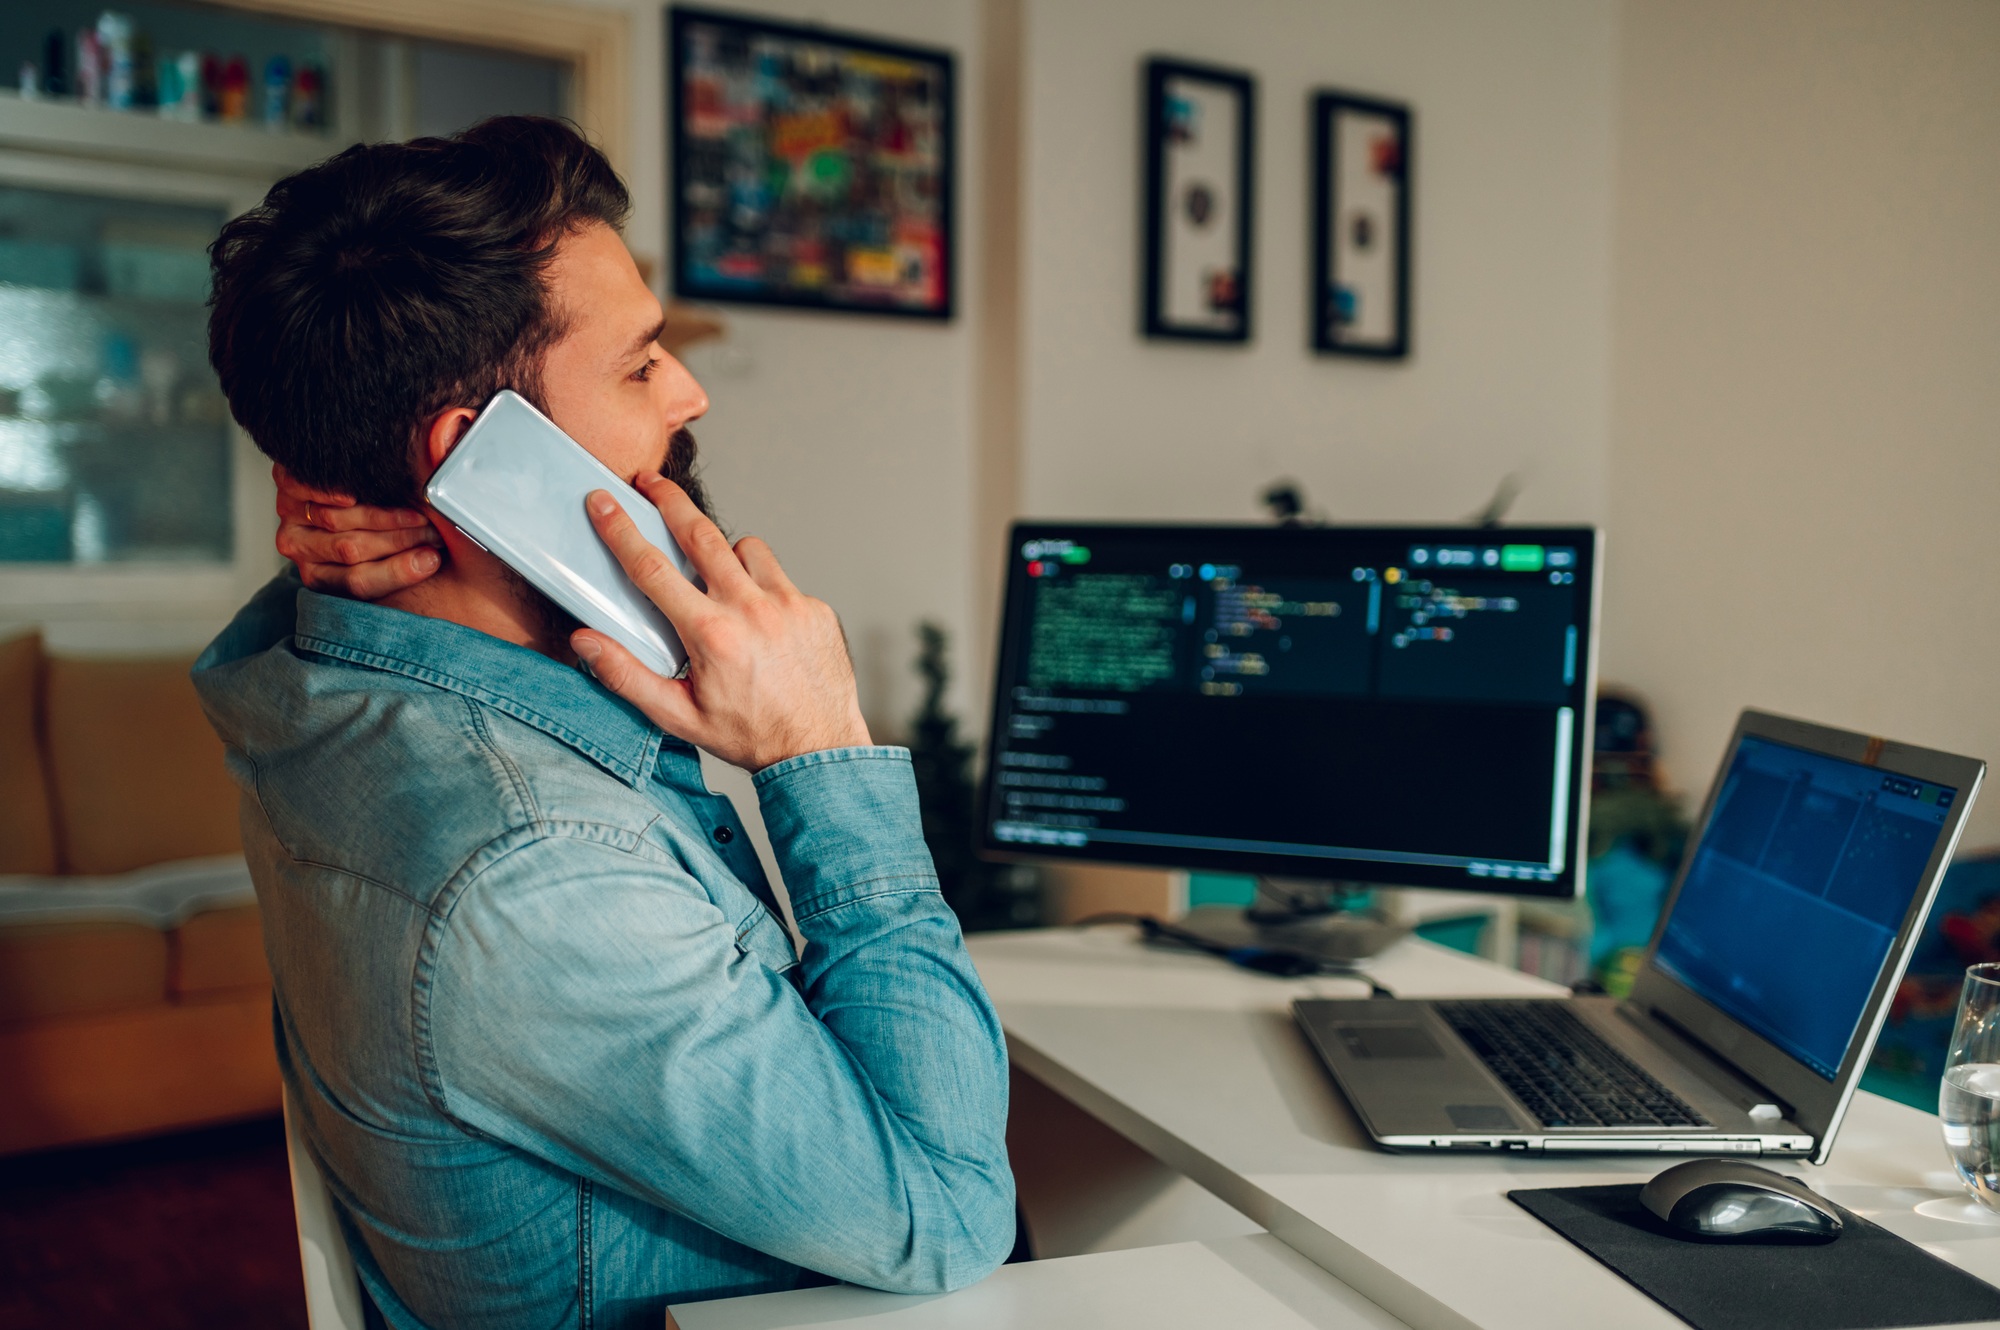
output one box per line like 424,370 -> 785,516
1071,913 -> 1395,997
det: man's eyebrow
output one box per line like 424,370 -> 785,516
619,317 -> 667,362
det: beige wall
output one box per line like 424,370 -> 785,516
1017,0 -> 1619,528
1605,0 -> 2000,847
604,0 -> 1622,741
587,0 -> 2000,855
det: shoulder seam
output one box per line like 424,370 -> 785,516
245,757 -> 433,912
295,632 -> 657,786
462,696 -> 543,833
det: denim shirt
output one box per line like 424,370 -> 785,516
191,576 -> 1015,1329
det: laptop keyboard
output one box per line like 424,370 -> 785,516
1435,1001 -> 1710,1130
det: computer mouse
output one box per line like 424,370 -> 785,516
1639,1159 -> 1843,1243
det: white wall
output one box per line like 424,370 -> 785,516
597,0 -> 1623,740
594,0 -> 2000,862
599,0 -> 986,738
1016,0 -> 1619,527
1605,0 -> 2000,847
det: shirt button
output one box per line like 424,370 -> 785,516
713,826 -> 735,844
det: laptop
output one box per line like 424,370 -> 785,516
1295,709 -> 1984,1162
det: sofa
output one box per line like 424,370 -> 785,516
0,631 -> 276,1156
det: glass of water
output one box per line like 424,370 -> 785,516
1942,964 -> 2000,1211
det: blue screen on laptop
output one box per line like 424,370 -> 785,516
1652,735 -> 1954,1079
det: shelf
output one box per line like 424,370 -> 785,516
0,90 -> 333,178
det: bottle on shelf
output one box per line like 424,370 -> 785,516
76,27 -> 106,107
292,62 -> 324,131
41,28 -> 71,98
131,30 -> 156,109
262,55 -> 290,129
218,54 -> 248,122
181,51 -> 203,119
155,50 -> 198,121
200,52 -> 221,118
97,12 -> 135,111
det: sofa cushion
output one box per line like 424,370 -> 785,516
0,634 -> 56,875
44,654 -> 241,874
170,905 -> 270,998
0,857 -> 261,1022
0,921 -> 168,1024
0,994 -> 279,1156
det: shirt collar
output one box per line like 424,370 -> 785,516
292,589 -> 676,788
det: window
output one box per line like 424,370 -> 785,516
0,183 -> 232,564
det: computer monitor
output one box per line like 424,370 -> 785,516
977,522 -> 1601,899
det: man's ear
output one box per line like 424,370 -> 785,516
419,407 -> 480,479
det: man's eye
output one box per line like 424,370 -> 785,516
632,356 -> 661,383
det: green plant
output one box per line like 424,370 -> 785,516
907,621 -> 1040,931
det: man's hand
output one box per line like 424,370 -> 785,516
273,463 -> 442,599
572,473 -> 871,771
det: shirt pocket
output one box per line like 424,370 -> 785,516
733,903 -> 799,974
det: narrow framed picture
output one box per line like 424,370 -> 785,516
1312,91 -> 1411,358
669,5 -> 954,319
1142,58 -> 1255,342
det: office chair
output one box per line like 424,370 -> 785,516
282,1085 -> 368,1330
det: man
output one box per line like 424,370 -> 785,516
193,117 -> 1015,1328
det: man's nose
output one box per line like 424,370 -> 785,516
666,356 -> 709,423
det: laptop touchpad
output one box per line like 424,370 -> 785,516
1338,1025 -> 1443,1059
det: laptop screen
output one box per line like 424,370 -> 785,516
1653,734 -> 1957,1079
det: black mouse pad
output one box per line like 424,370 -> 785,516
1508,1184 -> 2000,1330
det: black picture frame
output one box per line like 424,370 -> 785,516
1142,58 -> 1256,342
1311,90 -> 1411,358
668,6 -> 955,320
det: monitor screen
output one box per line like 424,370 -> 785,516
978,523 -> 1599,897
1652,734 -> 1957,1079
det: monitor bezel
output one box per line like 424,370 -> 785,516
976,520 -> 1603,900
1627,708 -> 1985,1164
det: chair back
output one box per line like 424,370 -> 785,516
283,1084 -> 368,1330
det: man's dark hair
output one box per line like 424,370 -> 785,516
208,116 -> 631,508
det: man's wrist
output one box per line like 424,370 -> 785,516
751,744 -> 911,789
750,713 -> 873,774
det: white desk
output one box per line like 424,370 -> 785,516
672,1234 -> 1405,1329
967,926 -> 2000,1330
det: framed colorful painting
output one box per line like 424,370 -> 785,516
669,7 -> 954,319
1142,58 -> 1256,343
1312,91 -> 1411,357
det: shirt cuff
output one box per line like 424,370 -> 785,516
753,746 -> 940,918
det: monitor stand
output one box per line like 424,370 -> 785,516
1175,876 -> 1411,964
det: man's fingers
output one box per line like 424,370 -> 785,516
584,490 -> 714,624
732,536 -> 798,596
297,547 -> 442,602
339,547 -> 444,600
277,522 -> 440,567
571,631 -> 704,738
272,462 -> 427,531
316,503 -> 430,533
633,474 -> 754,598
277,489 -> 430,533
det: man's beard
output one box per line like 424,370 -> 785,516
661,425 -> 713,521
509,425 -> 713,654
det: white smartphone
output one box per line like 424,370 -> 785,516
424,390 -> 700,677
